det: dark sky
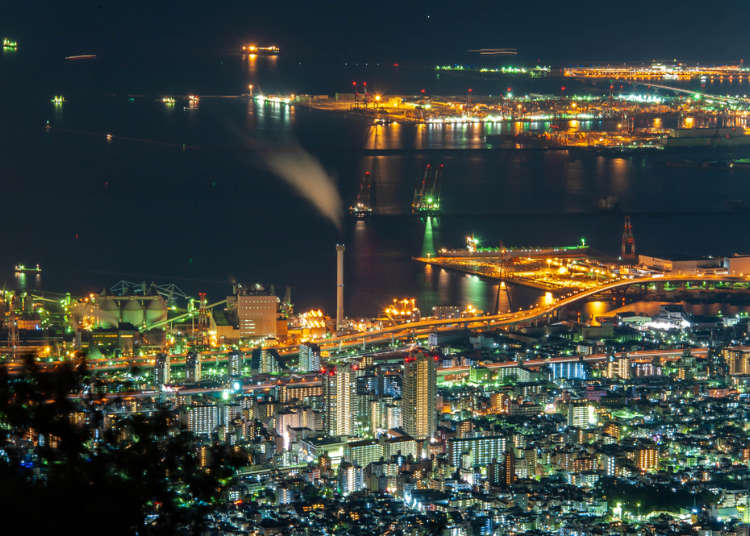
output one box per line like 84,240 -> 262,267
3,1 -> 749,64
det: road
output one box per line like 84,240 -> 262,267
5,274 -> 746,373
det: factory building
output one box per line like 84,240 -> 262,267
226,284 -> 279,340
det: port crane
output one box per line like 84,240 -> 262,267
348,171 -> 375,219
140,299 -> 228,332
411,163 -> 443,216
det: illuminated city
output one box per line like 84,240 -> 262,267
5,3 -> 750,535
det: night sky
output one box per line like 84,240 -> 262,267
3,0 -> 749,64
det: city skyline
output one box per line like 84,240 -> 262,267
5,2 -> 750,534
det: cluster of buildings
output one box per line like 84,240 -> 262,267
8,260 -> 750,533
17,307 -> 736,534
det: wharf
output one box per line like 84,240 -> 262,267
414,245 -> 608,292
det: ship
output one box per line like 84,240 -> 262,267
241,44 -> 280,55
64,54 -> 96,61
485,133 -> 555,149
411,163 -> 443,216
348,171 -> 374,219
597,196 -> 620,212
14,264 -> 41,275
663,127 -> 750,149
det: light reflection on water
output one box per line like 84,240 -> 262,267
11,59 -> 750,318
421,216 -> 435,257
367,119 -> 608,150
575,299 -> 750,325
582,300 -> 609,325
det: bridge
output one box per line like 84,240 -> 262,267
4,274 -> 747,373
273,274 -> 750,355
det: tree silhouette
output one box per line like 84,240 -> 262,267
0,356 -> 244,534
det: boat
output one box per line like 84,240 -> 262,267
64,54 -> 96,61
2,38 -> 18,49
241,44 -> 279,55
663,127 -> 750,149
348,171 -> 374,219
349,201 -> 373,219
485,133 -> 554,149
597,196 -> 620,212
15,264 -> 42,275
411,163 -> 442,216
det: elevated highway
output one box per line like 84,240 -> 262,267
4,274 -> 746,373
304,274 -> 750,348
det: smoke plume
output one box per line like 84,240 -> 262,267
263,146 -> 343,231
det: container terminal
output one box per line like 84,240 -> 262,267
296,85 -> 750,153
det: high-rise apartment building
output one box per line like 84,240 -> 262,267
504,449 -> 516,486
186,351 -> 202,383
259,349 -> 279,374
606,355 -> 631,380
723,347 -> 750,375
187,405 -> 219,436
636,447 -> 658,472
567,400 -> 597,428
228,350 -> 243,377
402,350 -> 437,440
447,435 -> 507,468
299,343 -> 321,373
322,365 -> 354,437
153,352 -> 170,387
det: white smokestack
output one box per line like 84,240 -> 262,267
336,244 -> 345,331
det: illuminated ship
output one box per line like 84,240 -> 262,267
411,163 -> 443,216
64,54 -> 96,61
14,264 -> 41,275
663,127 -> 750,149
2,38 -> 18,49
241,44 -> 280,56
348,171 -> 374,219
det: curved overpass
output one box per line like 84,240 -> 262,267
304,274 -> 750,352
8,274 -> 747,372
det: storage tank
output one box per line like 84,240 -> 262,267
121,299 -> 144,327
145,296 -> 167,325
99,296 -> 120,328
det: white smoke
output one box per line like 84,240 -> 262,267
263,146 -> 343,231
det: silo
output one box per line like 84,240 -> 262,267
145,296 -> 167,325
99,296 -> 120,328
121,299 -> 144,327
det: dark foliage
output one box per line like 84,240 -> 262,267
0,356 -> 243,534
